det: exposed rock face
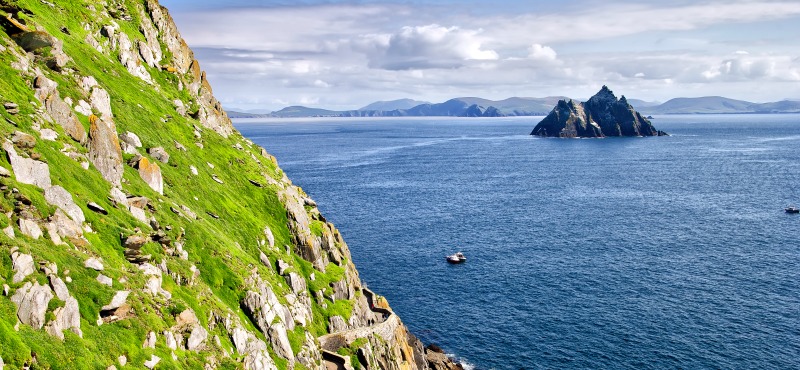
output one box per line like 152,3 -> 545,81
44,185 -> 85,225
88,115 -> 124,186
11,282 -> 53,329
11,251 -> 35,283
13,31 -> 58,52
531,86 -> 666,138
33,75 -> 87,143
46,296 -> 82,339
3,141 -> 51,188
231,327 -> 279,370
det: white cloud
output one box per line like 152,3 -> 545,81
165,0 -> 800,110
367,24 -> 498,70
528,44 -> 558,61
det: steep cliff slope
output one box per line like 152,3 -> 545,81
531,86 -> 667,138
0,1 -> 457,369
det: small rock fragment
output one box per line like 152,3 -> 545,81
84,257 -> 104,271
143,355 -> 160,369
97,274 -> 113,286
87,202 -> 108,214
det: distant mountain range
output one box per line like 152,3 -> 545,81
227,96 -> 800,118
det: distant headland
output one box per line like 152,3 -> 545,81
228,94 -> 800,118
530,86 -> 668,138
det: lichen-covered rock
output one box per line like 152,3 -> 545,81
11,282 -> 53,329
97,274 -> 113,286
46,50 -> 70,71
119,131 -> 143,154
329,315 -> 348,333
140,263 -> 171,298
136,157 -> 164,195
243,276 -> 295,329
143,355 -> 160,369
49,275 -> 70,301
50,208 -> 84,241
90,87 -> 113,119
143,331 -> 157,348
88,115 -> 124,186
101,291 -> 130,312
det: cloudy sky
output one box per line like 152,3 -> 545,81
160,0 -> 800,111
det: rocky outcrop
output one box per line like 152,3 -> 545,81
135,157 -> 164,195
11,282 -> 53,329
33,75 -> 87,143
3,141 -> 51,188
531,86 -> 667,138
11,250 -> 35,283
44,185 -> 85,225
88,115 -> 124,186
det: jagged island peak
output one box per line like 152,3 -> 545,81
531,85 -> 668,138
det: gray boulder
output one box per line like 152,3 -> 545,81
328,315 -> 348,333
13,31 -> 59,52
11,131 -> 36,148
90,87 -> 113,119
19,218 -> 43,240
187,325 -> 208,351
50,209 -> 84,240
147,147 -> 169,163
3,141 -> 51,188
88,115 -> 124,186
119,132 -> 142,155
11,251 -> 35,283
230,327 -> 278,370
46,296 -> 82,339
84,257 -> 104,271
33,75 -> 87,143
101,291 -> 130,311
267,322 -> 294,363
44,185 -> 86,225
49,275 -> 70,301
284,272 -> 307,294
11,282 -> 54,329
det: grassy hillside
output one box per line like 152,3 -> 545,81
0,1 -> 443,369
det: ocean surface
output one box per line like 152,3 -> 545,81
235,115 -> 800,369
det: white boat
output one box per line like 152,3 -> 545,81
446,252 -> 466,264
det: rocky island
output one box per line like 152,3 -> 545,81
531,86 -> 667,138
0,0 -> 460,369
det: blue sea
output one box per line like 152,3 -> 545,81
236,115 -> 800,369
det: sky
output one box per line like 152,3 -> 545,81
159,0 -> 800,112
